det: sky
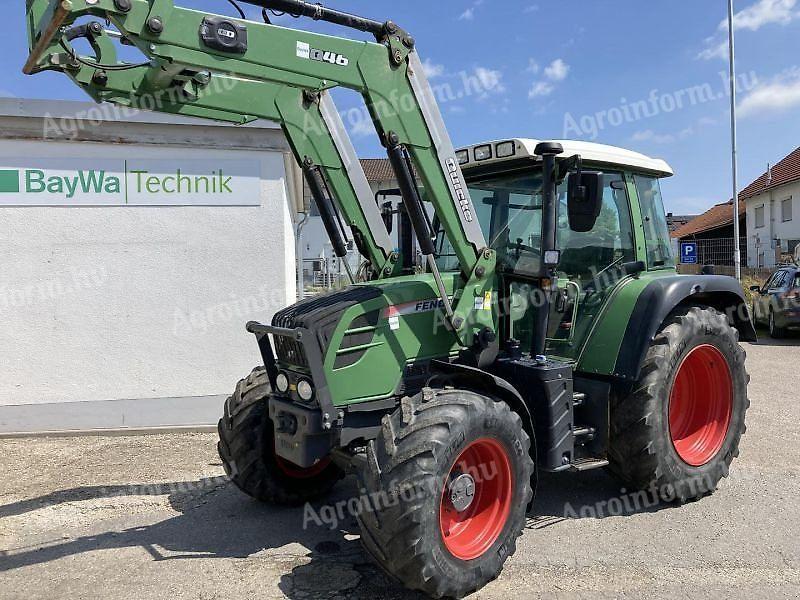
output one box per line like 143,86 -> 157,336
5,0 -> 800,216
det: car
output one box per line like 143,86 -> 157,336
750,266 -> 800,338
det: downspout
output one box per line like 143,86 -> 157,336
296,211 -> 309,299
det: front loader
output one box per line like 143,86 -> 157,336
25,1 -> 756,598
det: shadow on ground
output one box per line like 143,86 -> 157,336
0,465 -> 679,598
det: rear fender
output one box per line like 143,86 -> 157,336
607,275 -> 757,382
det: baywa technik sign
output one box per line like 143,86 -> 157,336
0,158 -> 262,206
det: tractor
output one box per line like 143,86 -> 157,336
25,1 -> 755,597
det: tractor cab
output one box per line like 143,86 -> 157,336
439,139 -> 675,360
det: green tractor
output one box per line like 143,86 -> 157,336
26,1 -> 755,597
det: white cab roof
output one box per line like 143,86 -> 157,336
459,138 -> 674,177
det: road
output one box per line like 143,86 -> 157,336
1,337 -> 799,599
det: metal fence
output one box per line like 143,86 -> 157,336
674,237 -> 793,284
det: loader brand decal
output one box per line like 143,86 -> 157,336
445,157 -> 473,222
296,41 -> 349,67
0,157 -> 261,206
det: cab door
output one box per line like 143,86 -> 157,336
546,172 -> 637,358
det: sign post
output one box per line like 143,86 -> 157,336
681,242 -> 699,265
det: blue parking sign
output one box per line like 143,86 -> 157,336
681,242 -> 698,264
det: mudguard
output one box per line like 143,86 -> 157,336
606,274 -> 757,382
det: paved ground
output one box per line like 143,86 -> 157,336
1,336 -> 799,599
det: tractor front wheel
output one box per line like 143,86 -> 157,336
217,367 -> 343,505
357,388 -> 534,599
608,306 -> 749,503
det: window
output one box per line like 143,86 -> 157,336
793,273 -> 800,290
770,271 -> 789,290
634,175 -> 675,268
557,173 -> 636,282
782,198 -> 793,222
435,169 -> 545,276
755,205 -> 765,228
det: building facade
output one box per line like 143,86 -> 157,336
742,147 -> 800,268
0,99 -> 302,434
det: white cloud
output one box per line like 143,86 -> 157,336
723,0 -> 798,31
526,59 -> 540,74
632,129 -> 677,144
528,81 -> 555,98
474,67 -> 506,97
697,40 -> 728,61
459,0 -> 484,21
739,68 -> 800,117
459,8 -> 475,21
631,127 -> 694,145
422,59 -> 445,79
544,58 -> 570,82
700,0 -> 799,60
528,58 -> 570,99
524,4 -> 540,13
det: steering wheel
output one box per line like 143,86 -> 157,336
506,238 -> 540,259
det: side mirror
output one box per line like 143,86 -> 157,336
749,285 -> 761,293
567,171 -> 604,232
381,201 -> 394,234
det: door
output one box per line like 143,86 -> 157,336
547,172 -> 636,357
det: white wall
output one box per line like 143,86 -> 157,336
0,101 -> 297,412
746,180 -> 800,268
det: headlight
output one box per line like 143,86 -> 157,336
474,144 -> 492,161
275,372 -> 289,393
297,379 -> 314,401
496,141 -> 516,158
456,149 -> 469,165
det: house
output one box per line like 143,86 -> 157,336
741,147 -> 800,268
301,158 -> 399,287
672,200 -> 747,267
666,213 -> 696,235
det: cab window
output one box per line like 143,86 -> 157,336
634,175 -> 674,268
556,172 -> 636,285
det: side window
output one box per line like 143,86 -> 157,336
634,175 -> 675,268
557,172 -> 636,284
773,271 -> 789,290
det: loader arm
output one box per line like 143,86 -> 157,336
25,2 -> 401,279
24,0 -> 495,343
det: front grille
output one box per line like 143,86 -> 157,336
271,286 -> 383,368
273,335 -> 308,369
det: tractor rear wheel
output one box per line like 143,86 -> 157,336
608,306 -> 749,503
357,388 -> 534,599
217,366 -> 343,505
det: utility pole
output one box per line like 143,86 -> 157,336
728,0 -> 742,280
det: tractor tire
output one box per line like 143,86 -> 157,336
217,366 -> 343,505
608,306 -> 749,503
357,388 -> 534,599
769,309 -> 787,339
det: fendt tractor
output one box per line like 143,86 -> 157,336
25,1 -> 755,597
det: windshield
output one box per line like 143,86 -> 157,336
435,169 -> 544,275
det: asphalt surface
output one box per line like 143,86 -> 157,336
1,336 -> 799,599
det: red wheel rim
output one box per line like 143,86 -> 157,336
669,344 -> 733,467
439,438 -> 514,561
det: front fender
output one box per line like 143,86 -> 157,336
578,274 -> 757,382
